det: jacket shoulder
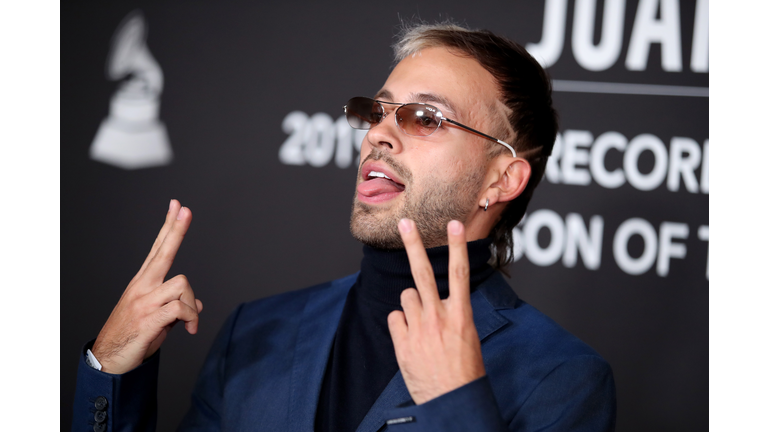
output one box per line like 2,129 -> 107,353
502,300 -> 604,360
478,273 -> 605,362
478,278 -> 616,425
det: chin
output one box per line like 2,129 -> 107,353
349,199 -> 405,250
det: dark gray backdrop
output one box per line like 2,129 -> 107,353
62,1 -> 708,430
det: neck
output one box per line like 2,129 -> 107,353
357,238 -> 496,306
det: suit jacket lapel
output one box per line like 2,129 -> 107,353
354,272 -> 516,432
287,273 -> 358,431
354,370 -> 410,432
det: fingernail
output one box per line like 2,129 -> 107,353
168,199 -> 174,212
448,220 -> 463,235
398,218 -> 413,233
177,207 -> 186,220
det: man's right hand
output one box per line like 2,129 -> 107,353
91,199 -> 203,374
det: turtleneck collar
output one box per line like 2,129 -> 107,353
357,237 -> 496,306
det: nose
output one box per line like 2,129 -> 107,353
364,107 -> 403,154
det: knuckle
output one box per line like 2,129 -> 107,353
165,301 -> 182,316
169,275 -> 191,292
423,307 -> 440,322
174,300 -> 187,313
163,276 -> 181,290
160,247 -> 177,262
152,251 -> 172,266
128,297 -> 146,315
451,264 -> 469,280
153,308 -> 169,324
159,278 -> 175,290
183,283 -> 195,296
124,288 -> 141,301
180,282 -> 196,299
411,267 -> 433,282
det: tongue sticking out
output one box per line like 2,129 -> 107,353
357,178 -> 405,197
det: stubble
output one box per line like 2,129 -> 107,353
349,149 -> 486,249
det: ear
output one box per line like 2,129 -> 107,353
482,156 -> 532,207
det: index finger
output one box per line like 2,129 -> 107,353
398,218 -> 441,309
144,206 -> 193,283
133,199 -> 182,282
446,220 -> 470,305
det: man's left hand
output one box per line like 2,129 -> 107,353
388,218 -> 487,405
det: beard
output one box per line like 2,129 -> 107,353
349,149 -> 486,250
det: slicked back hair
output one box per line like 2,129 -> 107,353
393,21 -> 559,270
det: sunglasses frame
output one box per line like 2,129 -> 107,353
344,97 -> 517,157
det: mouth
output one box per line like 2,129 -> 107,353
356,162 -> 406,204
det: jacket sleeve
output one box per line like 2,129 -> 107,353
70,340 -> 160,432
176,304 -> 244,431
380,355 -> 616,432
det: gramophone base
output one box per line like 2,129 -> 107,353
90,118 -> 173,170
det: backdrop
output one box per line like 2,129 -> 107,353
62,1 -> 708,430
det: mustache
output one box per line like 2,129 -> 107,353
360,148 -> 413,184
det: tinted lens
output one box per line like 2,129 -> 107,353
345,97 -> 383,130
396,104 -> 440,136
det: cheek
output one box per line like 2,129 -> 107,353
432,151 -> 477,177
418,154 -> 486,195
359,138 -> 372,158
409,153 -> 466,189
357,141 -> 372,168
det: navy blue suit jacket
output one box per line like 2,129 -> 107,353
72,272 -> 616,431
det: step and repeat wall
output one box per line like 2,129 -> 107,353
62,1 -> 708,430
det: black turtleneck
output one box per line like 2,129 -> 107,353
314,238 -> 496,432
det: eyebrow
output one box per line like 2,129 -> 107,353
373,89 -> 461,119
373,89 -> 394,101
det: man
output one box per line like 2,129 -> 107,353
72,22 -> 616,431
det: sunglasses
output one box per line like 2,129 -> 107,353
343,96 -> 516,157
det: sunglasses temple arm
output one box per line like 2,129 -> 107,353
442,118 -> 517,158
495,140 -> 517,158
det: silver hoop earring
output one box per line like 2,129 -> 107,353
484,198 -> 489,212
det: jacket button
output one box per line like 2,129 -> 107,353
94,396 -> 108,411
94,410 -> 107,423
93,422 -> 106,432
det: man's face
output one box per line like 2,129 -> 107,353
350,46 -> 504,249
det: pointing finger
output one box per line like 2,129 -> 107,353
144,206 -> 193,284
400,288 -> 422,330
447,220 -> 471,306
133,199 -> 181,284
398,218 -> 440,310
387,310 -> 408,346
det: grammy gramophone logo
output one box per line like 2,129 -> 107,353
90,10 -> 172,170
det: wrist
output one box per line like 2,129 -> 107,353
413,367 -> 487,405
90,343 -> 121,374
90,342 -> 111,369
